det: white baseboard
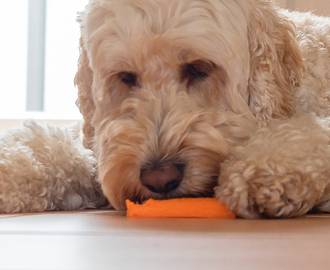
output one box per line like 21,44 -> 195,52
0,112 -> 82,133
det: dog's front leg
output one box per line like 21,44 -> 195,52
215,115 -> 330,218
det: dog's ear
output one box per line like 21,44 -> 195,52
74,36 -> 95,149
247,1 -> 305,124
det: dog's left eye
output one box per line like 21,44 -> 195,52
118,72 -> 137,87
180,60 -> 215,85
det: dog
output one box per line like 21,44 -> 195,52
74,0 -> 330,219
2,0 -> 330,218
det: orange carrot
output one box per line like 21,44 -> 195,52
126,198 -> 236,218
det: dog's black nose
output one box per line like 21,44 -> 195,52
140,163 -> 184,193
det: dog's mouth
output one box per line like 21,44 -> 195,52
131,174 -> 218,204
131,190 -> 216,205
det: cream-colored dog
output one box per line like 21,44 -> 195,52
2,0 -> 330,218
75,0 -> 330,218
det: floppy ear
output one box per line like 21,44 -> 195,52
74,36 -> 95,150
247,0 -> 305,124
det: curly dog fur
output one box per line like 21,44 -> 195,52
0,121 -> 106,212
2,0 -> 330,218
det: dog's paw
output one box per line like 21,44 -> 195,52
215,159 -> 322,218
214,161 -> 262,219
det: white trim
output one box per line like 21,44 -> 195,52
26,0 -> 47,111
0,112 -> 81,133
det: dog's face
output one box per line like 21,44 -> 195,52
76,0 -> 304,210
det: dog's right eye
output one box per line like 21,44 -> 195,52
118,72 -> 137,87
180,60 -> 215,86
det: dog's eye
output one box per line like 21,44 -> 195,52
118,72 -> 137,86
186,63 -> 208,79
180,60 -> 215,85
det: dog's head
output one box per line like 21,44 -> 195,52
75,0 -> 304,210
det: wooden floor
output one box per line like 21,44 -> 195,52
1,210 -> 330,270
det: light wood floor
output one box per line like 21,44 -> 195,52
0,210 -> 330,270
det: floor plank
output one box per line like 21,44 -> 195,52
0,211 -> 330,270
